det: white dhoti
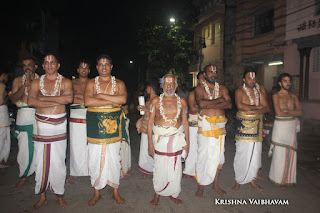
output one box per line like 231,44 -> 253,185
195,116 -> 226,185
15,104 -> 36,178
152,125 -> 186,198
120,119 -> 131,177
183,125 -> 198,178
0,105 -> 11,163
138,133 -> 154,175
234,141 -> 262,184
268,117 -> 299,186
33,113 -> 67,196
69,105 -> 88,176
88,142 -> 121,189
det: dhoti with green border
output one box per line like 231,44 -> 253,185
14,104 -> 36,178
87,107 -> 128,190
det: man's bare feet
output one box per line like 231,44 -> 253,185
148,193 -> 160,208
170,196 -> 183,206
112,188 -> 125,204
31,193 -> 47,211
195,185 -> 204,197
14,178 -> 28,190
57,197 -> 68,208
66,175 -> 76,183
257,173 -> 264,180
249,181 -> 263,191
279,186 -> 285,190
232,183 -> 240,191
141,174 -> 148,179
212,185 -> 227,196
0,164 -> 9,168
88,189 -> 101,206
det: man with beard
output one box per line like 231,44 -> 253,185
10,57 -> 39,188
183,71 -> 205,179
194,65 -> 232,197
0,70 -> 10,169
28,53 -> 73,210
85,54 -> 127,205
148,74 -> 189,207
268,73 -> 302,188
66,59 -> 90,183
137,79 -> 159,178
232,67 -> 269,192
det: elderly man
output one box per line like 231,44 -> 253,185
66,59 -> 90,183
268,73 -> 303,188
147,74 -> 189,207
194,65 -> 232,197
28,53 -> 73,210
10,57 -> 39,189
0,70 -> 10,169
84,54 -> 127,205
232,67 -> 269,192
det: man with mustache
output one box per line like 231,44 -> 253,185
66,59 -> 90,183
194,64 -> 232,197
268,73 -> 303,188
10,57 -> 39,189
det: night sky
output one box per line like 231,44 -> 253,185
1,0 -> 194,91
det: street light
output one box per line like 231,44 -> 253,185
169,18 -> 175,24
129,60 -> 133,64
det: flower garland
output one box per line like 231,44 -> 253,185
202,81 -> 219,100
22,73 -> 39,95
95,76 -> 116,95
159,93 -> 181,124
40,74 -> 62,96
243,83 -> 260,106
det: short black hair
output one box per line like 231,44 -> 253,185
197,71 -> 204,79
278,73 -> 292,83
96,54 -> 112,65
145,78 -> 160,95
43,52 -> 60,63
0,69 -> 8,76
243,67 -> 256,78
22,56 -> 36,64
78,59 -> 90,68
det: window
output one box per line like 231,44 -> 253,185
254,9 -> 274,36
313,46 -> 320,72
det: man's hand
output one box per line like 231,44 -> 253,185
148,145 -> 155,157
183,145 -> 189,159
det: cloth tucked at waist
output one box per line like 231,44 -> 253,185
15,101 -> 30,109
198,115 -> 226,138
0,105 -> 11,127
235,111 -> 263,142
35,113 -> 66,125
70,104 -> 86,109
153,125 -> 186,147
87,107 -> 127,144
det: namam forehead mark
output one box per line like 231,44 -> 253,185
79,63 -> 88,69
208,65 -> 217,73
249,72 -> 255,79
44,55 -> 57,63
98,58 -> 110,65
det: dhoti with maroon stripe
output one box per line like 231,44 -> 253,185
152,125 -> 186,198
33,113 -> 67,197
69,104 -> 88,176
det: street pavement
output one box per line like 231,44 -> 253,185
0,112 -> 320,213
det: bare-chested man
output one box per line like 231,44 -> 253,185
137,80 -> 159,178
66,59 -> 90,183
148,74 -> 189,207
183,71 -> 205,179
28,53 -> 73,210
85,54 -> 127,206
0,70 -> 10,169
268,73 -> 303,188
232,67 -> 269,192
10,57 -> 39,189
194,65 -> 232,197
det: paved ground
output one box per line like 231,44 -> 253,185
1,112 -> 320,213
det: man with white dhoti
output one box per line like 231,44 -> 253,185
10,57 -> 39,188
232,68 -> 269,192
183,71 -> 205,179
120,106 -> 131,177
147,74 -> 189,207
66,59 -> 90,183
84,54 -> 127,206
137,80 -> 159,178
194,65 -> 232,197
269,73 -> 303,188
28,53 -> 73,210
0,70 -> 10,169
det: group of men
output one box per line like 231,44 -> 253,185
137,64 -> 302,207
0,53 -> 303,210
